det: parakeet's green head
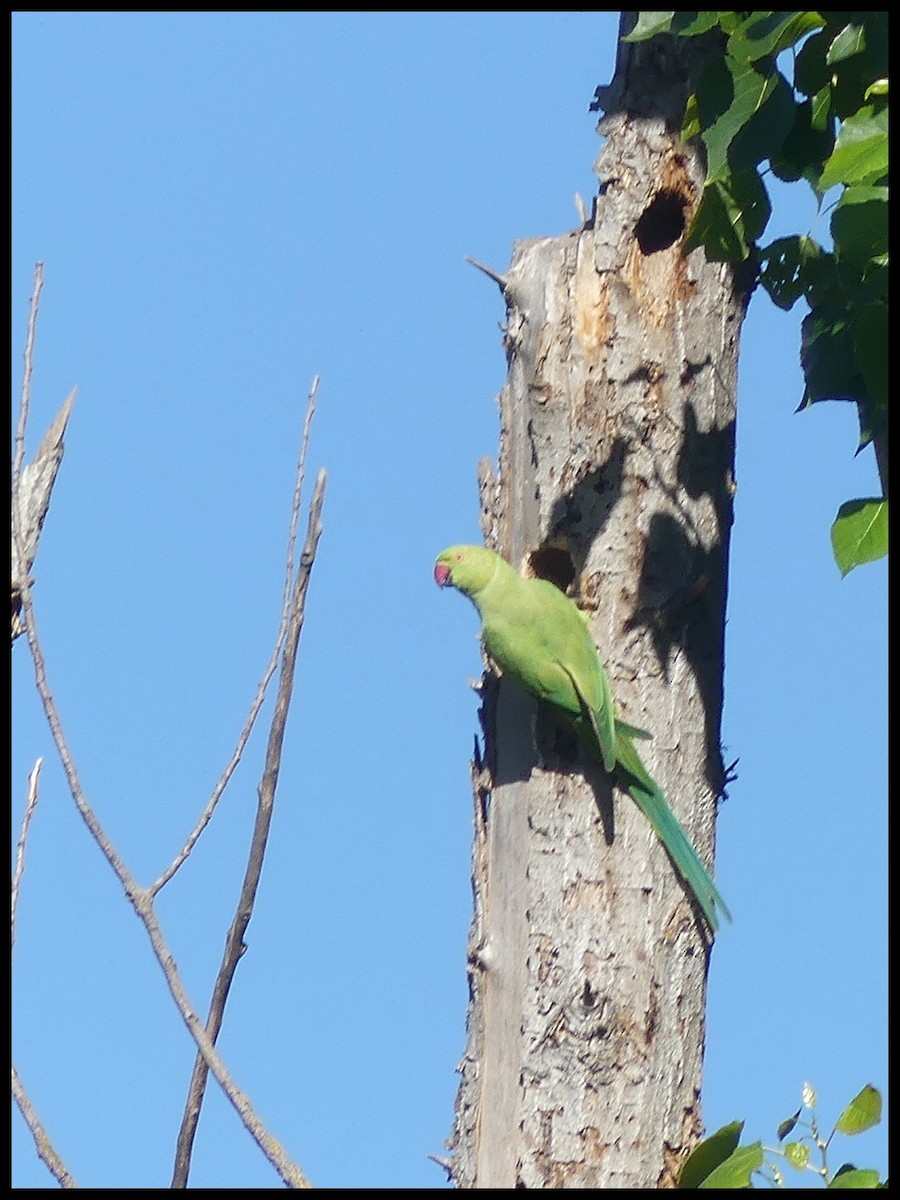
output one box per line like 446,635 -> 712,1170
434,544 -> 500,597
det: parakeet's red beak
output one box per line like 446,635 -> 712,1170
434,562 -> 451,587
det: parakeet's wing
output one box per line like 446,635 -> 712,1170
505,578 -> 617,771
524,583 -> 649,767
557,660 -> 617,773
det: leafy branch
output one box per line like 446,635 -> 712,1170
678,1082 -> 885,1188
625,12 -> 888,574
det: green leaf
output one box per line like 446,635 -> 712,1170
794,29 -> 831,100
777,1108 -> 802,1142
682,90 -> 702,142
759,235 -> 811,310
793,245 -> 840,309
699,1142 -> 765,1188
731,68 -> 797,173
678,1121 -> 744,1188
834,1084 -> 884,1134
784,1140 -> 811,1170
828,1167 -> 883,1188
825,13 -> 889,119
865,78 -> 888,99
770,99 -> 836,185
831,501 -> 888,575
832,71 -> 889,123
624,11 -> 730,44
831,186 -> 889,270
826,22 -> 867,65
684,170 -> 770,262
697,57 -> 795,180
810,83 -> 832,133
819,105 -> 889,190
714,12 -> 746,36
728,11 -> 825,62
693,56 -> 741,180
622,11 -> 676,42
801,311 -> 867,406
624,11 -> 725,42
852,303 -> 888,438
670,11 -> 723,37
788,13 -> 888,120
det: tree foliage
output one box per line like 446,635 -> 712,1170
626,12 -> 888,574
677,1082 -> 886,1188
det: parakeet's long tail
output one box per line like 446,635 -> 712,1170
614,733 -> 731,932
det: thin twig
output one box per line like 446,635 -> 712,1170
151,375 -> 321,894
12,759 -> 43,951
15,556 -> 134,888
11,764 -> 77,1187
12,263 -> 44,488
171,468 -> 327,1188
12,1066 -> 78,1188
464,255 -> 509,291
281,375 -> 320,611
136,890 -> 314,1188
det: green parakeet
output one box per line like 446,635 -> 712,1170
434,543 -> 730,931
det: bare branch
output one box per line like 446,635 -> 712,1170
151,375 -> 321,894
11,758 -> 43,951
12,1066 -> 78,1188
18,583 -> 137,888
12,272 -> 314,1187
134,891 -> 314,1188
283,376 -> 321,612
172,467 -> 327,1188
464,254 -> 509,292
14,477 -> 313,1187
15,568 -> 313,1187
11,764 -> 77,1188
12,263 -> 44,485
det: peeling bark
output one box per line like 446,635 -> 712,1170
449,19 -> 747,1189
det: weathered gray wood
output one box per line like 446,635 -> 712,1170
449,19 -> 746,1189
11,391 -> 75,641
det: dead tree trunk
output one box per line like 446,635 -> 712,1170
448,19 -> 748,1189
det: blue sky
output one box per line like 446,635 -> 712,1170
12,12 -> 887,1189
